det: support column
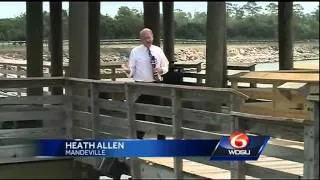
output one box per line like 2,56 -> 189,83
163,2 -> 174,67
222,13 -> 228,88
69,2 -> 89,78
88,2 -> 100,80
25,2 -> 43,128
68,2 -> 89,120
278,2 -> 293,70
206,2 -> 227,88
50,2 -> 63,95
143,2 -> 161,47
26,2 -> 43,95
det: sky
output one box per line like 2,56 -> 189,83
0,1 -> 319,19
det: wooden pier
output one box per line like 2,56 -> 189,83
0,77 -> 318,179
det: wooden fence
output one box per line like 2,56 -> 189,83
0,77 -> 318,179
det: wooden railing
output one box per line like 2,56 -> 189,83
0,61 -> 257,86
181,62 -> 257,86
0,61 -> 127,83
0,77 -> 318,179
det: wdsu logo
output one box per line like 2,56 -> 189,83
210,131 -> 270,161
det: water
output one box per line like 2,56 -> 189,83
255,59 -> 319,71
227,59 -> 319,75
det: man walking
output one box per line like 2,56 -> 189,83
121,28 -> 169,140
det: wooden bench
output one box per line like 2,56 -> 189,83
173,62 -> 202,73
293,63 -> 319,70
229,71 -> 319,119
228,62 -> 256,87
227,62 -> 256,71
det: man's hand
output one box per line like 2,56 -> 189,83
153,67 -> 163,75
121,63 -> 130,74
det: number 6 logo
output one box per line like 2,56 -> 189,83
229,131 -> 250,149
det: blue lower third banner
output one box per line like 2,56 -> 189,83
35,132 -> 270,161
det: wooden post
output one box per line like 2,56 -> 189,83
172,88 -> 183,179
111,68 -> 116,81
26,2 -> 43,96
69,2 -> 89,112
25,2 -> 43,128
272,82 -> 282,113
278,2 -> 293,70
90,83 -> 99,138
143,2 -> 161,47
249,65 -> 256,88
304,95 -> 319,179
3,65 -> 7,78
50,2 -> 63,95
229,94 -> 246,179
125,84 -> 141,178
17,65 -> 22,96
163,2 -> 174,67
222,15 -> 228,88
206,2 -> 227,88
88,2 -> 100,80
231,80 -> 238,89
65,85 -> 73,139
69,2 -> 89,79
90,82 -> 100,168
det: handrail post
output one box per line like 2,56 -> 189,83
64,83 -> 73,139
17,65 -> 22,96
111,67 -> 116,81
249,64 -> 256,88
90,82 -> 100,168
125,84 -> 141,179
303,95 -> 319,179
3,65 -> 7,78
172,88 -> 183,179
90,82 -> 99,138
229,94 -> 246,179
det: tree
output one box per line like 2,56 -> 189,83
226,3 -> 235,17
265,2 -> 278,15
265,3 -> 278,39
242,2 -> 262,16
113,6 -> 143,38
100,14 -> 115,39
293,4 -> 304,18
311,5 -> 319,21
192,12 -> 206,24
232,4 -> 245,20
62,9 -> 69,40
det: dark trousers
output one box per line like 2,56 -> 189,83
135,94 -> 166,140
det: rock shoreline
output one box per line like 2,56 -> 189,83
0,43 -> 318,65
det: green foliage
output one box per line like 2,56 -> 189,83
0,3 -> 318,41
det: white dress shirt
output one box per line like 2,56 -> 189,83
128,45 -> 169,82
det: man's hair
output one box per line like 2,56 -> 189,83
139,28 -> 153,39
